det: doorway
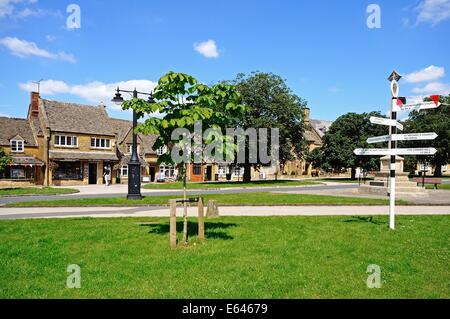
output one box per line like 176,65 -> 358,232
150,166 -> 156,182
205,166 -> 212,181
88,163 -> 97,184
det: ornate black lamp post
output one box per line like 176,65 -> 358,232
112,87 -> 155,200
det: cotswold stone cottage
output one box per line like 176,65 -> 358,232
0,92 -> 158,187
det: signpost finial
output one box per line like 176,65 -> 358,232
388,70 -> 402,82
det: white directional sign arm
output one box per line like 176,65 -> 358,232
370,117 -> 403,131
367,133 -> 438,143
354,148 -> 437,156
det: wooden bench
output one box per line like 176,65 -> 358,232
412,178 -> 442,189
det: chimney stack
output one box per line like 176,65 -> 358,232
302,107 -> 310,125
30,91 -> 40,117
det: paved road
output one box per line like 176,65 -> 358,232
0,184 -> 357,205
1,205 -> 449,220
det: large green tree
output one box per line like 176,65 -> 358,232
320,112 -> 387,179
231,72 -> 307,182
404,95 -> 450,176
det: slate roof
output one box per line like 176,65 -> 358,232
303,124 -> 323,146
10,156 -> 45,166
0,117 -> 37,147
109,118 -> 158,155
41,99 -> 115,136
119,154 -> 147,167
29,116 -> 44,137
49,151 -> 118,161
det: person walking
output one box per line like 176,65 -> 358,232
104,166 -> 111,186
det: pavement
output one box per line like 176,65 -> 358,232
0,205 -> 449,220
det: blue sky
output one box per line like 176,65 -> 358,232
0,0 -> 449,121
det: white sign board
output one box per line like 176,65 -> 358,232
393,101 -> 441,112
370,116 -> 404,131
367,135 -> 390,144
354,148 -> 391,156
393,148 -> 437,155
392,133 -> 438,141
354,148 -> 437,156
367,133 -> 438,144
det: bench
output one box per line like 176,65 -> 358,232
412,178 -> 442,189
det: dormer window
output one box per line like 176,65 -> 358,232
128,145 -> 140,154
11,139 -> 24,153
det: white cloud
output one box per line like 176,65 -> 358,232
19,79 -> 157,110
416,0 -> 450,26
14,7 -> 58,19
404,65 -> 445,83
0,37 -> 75,62
0,0 -> 38,18
193,39 -> 219,58
411,82 -> 450,94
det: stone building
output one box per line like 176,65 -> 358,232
0,92 -> 159,187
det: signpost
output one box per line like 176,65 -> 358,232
354,70 -> 440,230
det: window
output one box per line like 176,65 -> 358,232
10,140 -> 24,152
156,146 -> 167,156
55,135 -> 78,147
159,165 -> 175,179
128,145 -> 140,154
120,165 -> 128,177
218,165 -> 230,176
53,161 -> 83,180
91,138 -> 111,149
193,164 -> 202,175
0,166 -> 34,180
233,167 -> 244,176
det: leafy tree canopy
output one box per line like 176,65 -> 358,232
320,112 -> 387,178
231,72 -> 308,181
0,147 -> 11,173
404,95 -> 450,176
122,71 -> 245,165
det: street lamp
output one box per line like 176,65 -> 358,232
112,87 -> 155,200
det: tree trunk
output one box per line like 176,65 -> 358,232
182,163 -> 188,245
243,163 -> 252,183
434,163 -> 443,177
351,167 -> 356,180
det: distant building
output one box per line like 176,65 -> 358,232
310,119 -> 333,138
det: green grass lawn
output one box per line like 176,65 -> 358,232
0,215 -> 448,298
0,187 -> 79,196
143,180 -> 318,189
426,184 -> 450,190
6,193 -> 408,207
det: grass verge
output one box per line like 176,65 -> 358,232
0,187 -> 79,196
143,180 -> 319,189
6,193 -> 408,207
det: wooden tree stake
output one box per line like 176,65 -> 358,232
198,197 -> 205,241
169,199 -> 177,249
